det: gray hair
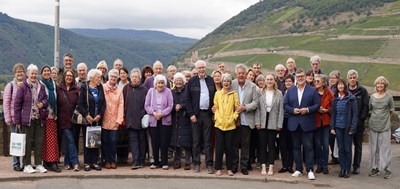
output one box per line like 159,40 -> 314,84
26,64 -> 38,74
235,64 -> 248,74
87,69 -> 102,81
255,74 -> 265,83
167,65 -> 177,72
195,60 -> 207,68
314,74 -> 327,86
108,69 -> 120,79
130,68 -> 142,80
221,73 -> 233,82
153,60 -> 163,68
51,66 -> 58,73
347,69 -> 359,78
153,74 -> 167,86
173,72 -> 186,84
310,55 -> 321,64
275,64 -> 286,71
77,62 -> 87,71
286,58 -> 295,64
374,76 -> 389,92
329,70 -> 340,79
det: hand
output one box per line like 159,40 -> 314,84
6,122 -> 12,127
190,115 -> 197,123
157,112 -> 164,120
349,131 -> 353,135
211,106 -> 216,113
36,102 -> 43,109
277,128 -> 282,132
17,81 -> 23,87
176,104 -> 182,112
255,125 -> 261,130
93,115 -> 101,123
86,115 -> 94,124
318,106 -> 325,113
300,108 -> 308,115
293,108 -> 300,115
330,129 -> 336,135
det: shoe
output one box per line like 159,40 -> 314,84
13,166 -> 23,172
267,165 -> 274,176
338,170 -> 345,178
241,169 -> 249,175
278,167 -> 288,173
110,163 -> 117,169
184,164 -> 191,170
292,170 -> 303,177
328,158 -> 339,165
84,164 -> 91,171
92,164 -> 102,171
194,164 -> 200,173
162,165 -> 169,170
173,163 -> 181,170
73,164 -> 80,171
35,165 -> 48,173
256,163 -> 261,170
308,171 -> 315,180
352,167 -> 360,174
215,170 -> 222,176
261,164 -> 267,175
104,163 -> 111,169
315,167 -> 323,174
384,169 -> 392,179
288,168 -> 294,174
247,164 -> 253,171
150,164 -> 158,169
343,170 -> 350,178
232,167 -> 238,174
207,166 -> 214,174
65,165 -> 72,170
23,165 -> 36,174
48,163 -> 61,173
323,167 -> 329,174
369,168 -> 380,177
131,163 -> 140,170
227,170 -> 234,176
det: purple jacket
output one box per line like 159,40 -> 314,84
14,79 -> 49,126
144,87 -> 173,127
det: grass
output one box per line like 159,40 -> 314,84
352,14 -> 400,29
273,7 -> 304,24
380,39 -> 400,58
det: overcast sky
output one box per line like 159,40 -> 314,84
2,0 -> 259,39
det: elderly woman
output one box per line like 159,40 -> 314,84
141,65 -> 154,84
314,74 -> 334,174
116,67 -> 130,164
170,72 -> 192,170
368,76 -> 394,179
102,69 -> 124,169
328,70 -> 340,93
212,70 -> 222,91
145,75 -> 173,170
125,68 -> 148,169
306,70 -> 314,86
213,73 -> 239,176
78,69 -> 106,171
57,70 -> 80,171
285,58 -> 297,76
3,63 -> 25,172
14,64 -> 49,174
96,60 -> 108,84
40,66 -> 60,173
255,73 -> 284,176
330,79 -> 358,178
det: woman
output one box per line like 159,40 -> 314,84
170,73 -> 192,170
40,66 -> 61,173
368,76 -> 394,179
330,79 -> 358,178
306,70 -> 314,86
116,67 -> 130,164
14,64 -> 49,174
144,75 -> 173,170
213,73 -> 239,176
256,74 -> 265,89
3,63 -> 25,172
255,73 -> 284,176
57,70 -> 80,171
285,58 -> 297,76
51,67 -> 59,85
96,60 -> 108,84
314,74 -> 334,174
182,70 -> 192,83
125,68 -> 148,169
212,70 -> 222,91
78,69 -> 106,171
278,74 -> 295,174
328,70 -> 340,93
141,65 -> 154,84
118,67 -> 130,89
102,69 -> 124,169
246,68 -> 256,83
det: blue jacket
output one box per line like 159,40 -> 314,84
330,93 -> 358,134
185,75 -> 216,117
284,84 -> 320,132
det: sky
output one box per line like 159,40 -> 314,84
2,0 -> 260,39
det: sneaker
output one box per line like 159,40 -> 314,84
65,165 -> 72,170
308,171 -> 316,180
35,165 -> 48,173
315,167 -> 323,174
207,166 -> 214,174
384,169 -> 392,179
323,167 -> 329,174
292,170 -> 303,177
162,165 -> 169,170
23,165 -> 36,174
369,168 -> 380,177
194,164 -> 200,173
73,164 -> 80,171
131,164 -> 140,170
150,164 -> 158,169
184,163 -> 191,170
13,166 -> 23,172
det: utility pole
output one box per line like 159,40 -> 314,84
54,0 -> 60,68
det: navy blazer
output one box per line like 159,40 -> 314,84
185,75 -> 216,117
284,84 -> 320,132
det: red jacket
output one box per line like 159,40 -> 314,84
315,87 -> 334,128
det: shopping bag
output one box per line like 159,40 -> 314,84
85,126 -> 102,148
141,114 -> 150,129
10,132 -> 26,156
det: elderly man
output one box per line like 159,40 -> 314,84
275,64 -> 286,92
284,68 -> 320,180
144,60 -> 171,89
217,63 -> 228,74
75,63 -> 88,88
186,60 -> 216,174
310,55 -> 324,75
167,65 -> 177,89
113,59 -> 124,70
231,64 -> 259,175
58,53 -> 77,83
285,58 -> 297,77
347,70 -> 369,174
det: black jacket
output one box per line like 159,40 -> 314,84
77,82 -> 106,126
123,83 -> 148,130
170,86 -> 192,148
348,83 -> 369,130
185,75 -> 216,117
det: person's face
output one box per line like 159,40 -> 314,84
64,56 -> 74,70
144,70 -> 152,78
276,68 -> 285,78
120,70 -> 128,81
285,78 -> 294,89
376,82 -> 385,92
236,68 -> 246,83
252,64 -> 261,75
108,74 -> 118,86
185,74 -> 191,81
168,68 -> 177,78
156,80 -> 165,92
77,66 -> 87,80
113,61 -> 123,70
246,71 -> 255,82
265,75 -> 275,89
28,70 -> 38,83
51,69 -> 58,81
337,82 -> 345,93
348,75 -> 358,87
131,72 -> 140,85
42,67 -> 51,80
314,77 -> 324,89
257,79 -> 265,89
311,61 -> 320,72
306,74 -> 314,84
98,66 -> 107,75
153,64 -> 163,75
196,63 -> 206,78
175,78 -> 184,89
329,75 -> 338,87
218,64 -> 226,73
191,69 -> 198,77
14,67 -> 25,81
64,72 -> 74,85
91,74 -> 101,85
286,61 -> 295,70
213,72 -> 221,84
222,79 -> 231,90
296,72 -> 306,86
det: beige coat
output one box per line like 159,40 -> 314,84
102,84 -> 124,130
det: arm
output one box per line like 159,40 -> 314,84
13,86 -> 24,125
144,88 -> 154,114
77,86 -> 88,116
39,84 -> 49,109
185,79 -> 195,117
116,90 -> 124,125
277,92 -> 284,129
330,99 -> 336,131
350,98 -> 359,134
244,84 -> 259,112
213,91 -> 219,121
161,89 -> 174,116
232,92 -> 239,120
284,90 -> 295,116
306,88 -> 320,114
359,87 -> 369,121
3,83 -> 12,125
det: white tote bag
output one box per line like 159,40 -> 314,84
10,132 -> 26,156
85,126 -> 102,148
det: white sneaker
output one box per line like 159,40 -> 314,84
308,171 -> 316,180
23,165 -> 36,174
162,165 -> 169,170
35,165 -> 48,173
292,170 -> 303,177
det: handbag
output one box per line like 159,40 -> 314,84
120,86 -> 129,128
141,89 -> 154,129
85,125 -> 102,148
9,128 -> 26,156
71,84 -> 90,126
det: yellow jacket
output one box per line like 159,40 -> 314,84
214,90 -> 239,131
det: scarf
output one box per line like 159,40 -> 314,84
106,81 -> 118,93
41,78 -> 57,114
27,79 -> 40,118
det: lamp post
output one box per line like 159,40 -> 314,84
54,0 -> 60,68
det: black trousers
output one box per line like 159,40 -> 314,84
191,111 -> 213,166
215,128 -> 235,170
259,129 -> 277,165
149,121 -> 172,166
249,128 -> 260,165
232,125 -> 251,170
279,118 -> 293,169
353,127 -> 364,169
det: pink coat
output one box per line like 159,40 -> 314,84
3,80 -> 19,124
102,84 -> 124,130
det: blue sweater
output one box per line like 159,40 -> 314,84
330,93 -> 358,133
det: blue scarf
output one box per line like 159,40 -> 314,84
41,78 -> 57,114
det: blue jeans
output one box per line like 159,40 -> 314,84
63,128 -> 79,166
314,126 -> 330,168
336,128 -> 353,171
291,126 -> 314,172
10,124 -> 21,167
102,129 -> 118,164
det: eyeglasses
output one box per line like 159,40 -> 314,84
314,80 -> 321,83
296,75 -> 305,78
65,75 -> 74,78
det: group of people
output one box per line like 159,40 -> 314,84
2,54 -> 394,181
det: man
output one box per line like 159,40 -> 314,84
186,60 -> 216,174
191,68 -> 198,77
310,55 -> 323,75
113,58 -> 124,70
58,53 -> 77,83
167,65 -> 177,89
231,64 -> 259,175
144,60 -> 171,89
275,64 -> 286,92
217,62 -> 227,74
285,58 -> 297,77
252,63 -> 262,77
75,63 -> 87,88
284,69 -> 320,180
347,69 -> 369,174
